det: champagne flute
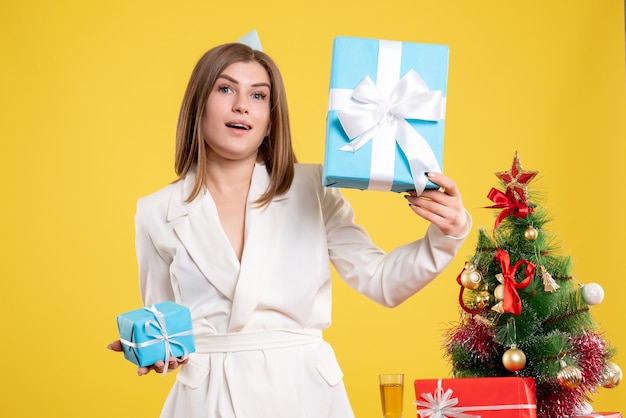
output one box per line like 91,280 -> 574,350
379,373 -> 404,418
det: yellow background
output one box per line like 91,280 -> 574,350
1,0 -> 624,416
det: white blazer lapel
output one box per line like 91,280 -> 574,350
228,164 -> 282,331
169,171 -> 240,301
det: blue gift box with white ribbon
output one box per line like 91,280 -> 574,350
117,301 -> 195,368
323,36 -> 449,194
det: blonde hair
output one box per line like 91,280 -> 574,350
174,43 -> 296,206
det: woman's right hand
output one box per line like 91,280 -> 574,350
107,339 -> 188,376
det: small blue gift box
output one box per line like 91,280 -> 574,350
323,36 -> 449,193
117,301 -> 195,368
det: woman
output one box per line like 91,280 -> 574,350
110,42 -> 471,418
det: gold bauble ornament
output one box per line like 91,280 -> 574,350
502,345 -> 526,371
601,362 -> 623,388
524,226 -> 538,241
475,291 -> 492,309
494,284 -> 505,301
557,365 -> 583,389
460,263 -> 483,290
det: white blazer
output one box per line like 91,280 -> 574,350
135,163 -> 469,418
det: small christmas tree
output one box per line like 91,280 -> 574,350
444,152 -> 622,417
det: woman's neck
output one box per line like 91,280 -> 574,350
203,156 -> 256,196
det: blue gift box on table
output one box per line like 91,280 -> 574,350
117,301 -> 195,368
323,36 -> 449,194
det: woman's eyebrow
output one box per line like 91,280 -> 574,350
218,73 -> 270,88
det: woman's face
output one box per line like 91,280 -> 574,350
202,60 -> 271,163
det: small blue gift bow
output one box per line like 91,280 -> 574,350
120,304 -> 193,375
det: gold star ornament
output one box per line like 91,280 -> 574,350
495,152 -> 538,203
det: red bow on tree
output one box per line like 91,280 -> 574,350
486,188 -> 533,229
495,249 -> 535,316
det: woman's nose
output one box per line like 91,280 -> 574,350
232,95 -> 249,113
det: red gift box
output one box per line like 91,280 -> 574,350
414,377 -> 537,417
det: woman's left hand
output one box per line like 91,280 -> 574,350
107,339 -> 188,376
405,172 -> 469,237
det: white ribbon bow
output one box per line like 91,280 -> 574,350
415,380 -> 481,418
338,70 -> 444,151
337,69 -> 443,194
120,305 -> 193,375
